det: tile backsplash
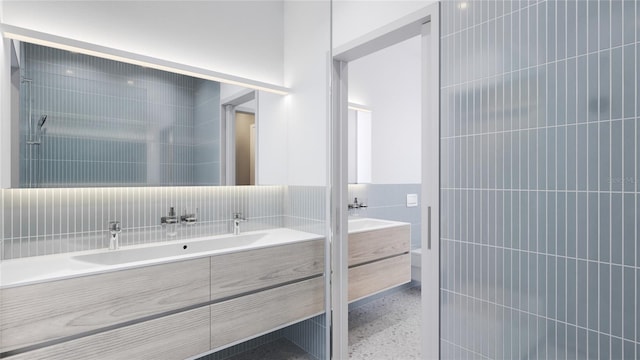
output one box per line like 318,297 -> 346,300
1,185 -> 326,260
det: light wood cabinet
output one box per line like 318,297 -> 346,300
210,239 -> 324,300
0,258 -> 210,353
1,238 -> 325,359
349,254 -> 410,302
348,224 -> 411,302
348,225 -> 410,267
6,307 -> 210,360
210,277 -> 325,349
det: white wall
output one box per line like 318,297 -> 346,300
1,1 -> 285,86
332,0 -> 434,49
257,91 -> 287,184
283,1 -> 331,186
348,36 -> 421,184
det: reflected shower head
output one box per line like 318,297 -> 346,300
37,115 -> 47,128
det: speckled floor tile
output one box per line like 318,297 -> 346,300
224,338 -> 315,360
348,286 -> 422,360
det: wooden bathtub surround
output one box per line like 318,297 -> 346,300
0,238 -> 325,359
348,224 -> 411,302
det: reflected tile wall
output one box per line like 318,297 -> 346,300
20,43 -> 220,187
441,1 -> 639,359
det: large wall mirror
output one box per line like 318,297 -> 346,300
9,41 -> 278,188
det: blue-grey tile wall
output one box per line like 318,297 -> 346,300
19,43 -> 220,187
349,184 -> 421,249
441,1 -> 639,359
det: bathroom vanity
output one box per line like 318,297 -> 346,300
0,229 -> 325,359
347,218 -> 411,302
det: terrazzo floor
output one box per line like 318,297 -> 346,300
226,286 -> 421,360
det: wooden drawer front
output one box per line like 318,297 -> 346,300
210,276 -> 325,349
0,258 -> 210,353
348,225 -> 410,267
6,307 -> 210,360
348,254 -> 410,302
210,239 -> 324,300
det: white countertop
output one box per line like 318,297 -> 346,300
0,228 -> 324,289
348,217 -> 410,234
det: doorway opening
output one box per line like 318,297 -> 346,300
330,3 -> 440,359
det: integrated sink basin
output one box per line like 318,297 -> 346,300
74,233 -> 267,265
0,228 -> 323,289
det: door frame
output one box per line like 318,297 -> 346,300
330,3 -> 440,359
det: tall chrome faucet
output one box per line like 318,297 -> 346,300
108,221 -> 121,250
233,212 -> 247,235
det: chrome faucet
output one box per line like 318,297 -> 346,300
108,221 -> 121,250
180,208 -> 198,224
161,207 -> 178,224
348,197 -> 367,210
232,212 -> 247,235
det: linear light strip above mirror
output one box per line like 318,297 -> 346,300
1,24 -> 290,96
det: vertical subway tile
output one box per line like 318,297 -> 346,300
623,45 -> 636,119
623,194 -> 636,267
566,0 -> 577,58
566,258 -> 576,325
611,0 -> 624,47
611,47 -> 623,120
623,0 -> 636,45
599,50 -> 611,122
599,263 -> 611,334
566,193 -> 576,258
611,265 -> 623,338
588,261 -> 599,331
587,193 -> 599,261
587,53 -> 599,123
576,124 -> 588,190
570,56 -> 589,123
587,123 -> 599,191
611,120 -> 623,192
557,126 -> 567,190
547,0 -> 557,62
599,0 -> 611,50
566,125 -> 576,190
599,122 -> 611,191
556,0 -> 566,61
577,260 -> 588,328
599,193 -> 611,263
566,58 -> 577,125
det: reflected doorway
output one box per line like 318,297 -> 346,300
234,111 -> 256,185
221,89 -> 257,186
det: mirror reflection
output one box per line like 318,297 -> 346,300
14,42 -> 261,188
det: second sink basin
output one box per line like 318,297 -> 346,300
348,218 -> 408,233
73,232 -> 267,265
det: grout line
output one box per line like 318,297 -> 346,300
441,237 -> 637,271
441,288 -> 640,346
441,117 -> 635,140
